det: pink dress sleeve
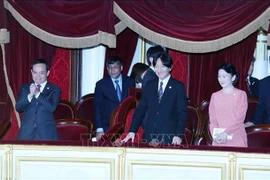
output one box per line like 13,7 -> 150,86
209,93 -> 218,136
224,91 -> 248,135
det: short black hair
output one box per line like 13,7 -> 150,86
146,45 -> 165,65
218,63 -> 239,86
153,52 -> 173,68
106,56 -> 123,67
31,58 -> 50,72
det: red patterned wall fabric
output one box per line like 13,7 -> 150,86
48,48 -> 70,100
170,50 -> 188,93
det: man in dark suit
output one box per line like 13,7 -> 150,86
252,76 -> 270,125
94,56 -> 135,140
142,45 -> 165,88
16,59 -> 61,140
122,52 -> 188,145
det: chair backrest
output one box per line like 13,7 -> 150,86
75,93 -> 95,131
200,98 -> 210,120
110,96 -> 136,127
194,113 -> 212,146
0,98 -> 12,139
246,124 -> 270,148
56,118 -> 93,140
54,100 -> 75,120
128,87 -> 142,106
187,102 -> 203,144
244,97 -> 258,123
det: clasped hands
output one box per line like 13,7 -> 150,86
28,83 -> 40,98
213,132 -> 228,144
121,132 -> 182,145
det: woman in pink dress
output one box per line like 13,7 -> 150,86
209,63 -> 248,147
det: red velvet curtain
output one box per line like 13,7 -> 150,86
189,32 -> 257,105
6,12 -> 56,98
104,28 -> 138,76
114,0 -> 270,53
5,0 -> 117,48
0,0 -> 7,99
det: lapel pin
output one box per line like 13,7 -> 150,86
169,86 -> 172,89
47,87 -> 49,89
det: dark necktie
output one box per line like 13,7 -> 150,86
37,84 -> 41,92
158,81 -> 163,103
36,84 -> 41,106
115,80 -> 121,102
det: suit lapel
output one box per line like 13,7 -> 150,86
121,76 -> 128,101
106,77 -> 119,103
42,83 -> 51,96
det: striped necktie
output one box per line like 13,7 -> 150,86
158,81 -> 163,103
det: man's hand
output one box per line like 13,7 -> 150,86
29,83 -> 36,98
121,132 -> 135,143
96,131 -> 105,141
172,136 -> 182,145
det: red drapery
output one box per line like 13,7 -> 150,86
170,51 -> 188,93
104,28 -> 138,76
48,48 -> 70,100
5,0 -> 117,48
114,0 -> 270,52
189,32 -> 258,105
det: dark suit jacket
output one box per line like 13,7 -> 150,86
248,76 -> 259,98
253,76 -> 270,125
142,68 -> 158,88
16,82 -> 61,140
130,77 -> 188,144
94,75 -> 135,132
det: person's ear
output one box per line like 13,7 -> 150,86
170,65 -> 173,71
47,70 -> 50,77
232,75 -> 236,82
120,66 -> 123,71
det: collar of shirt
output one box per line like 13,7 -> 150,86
150,66 -> 155,71
35,81 -> 47,93
158,75 -> 171,91
111,74 -> 122,91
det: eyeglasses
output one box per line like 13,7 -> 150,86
107,65 -> 121,70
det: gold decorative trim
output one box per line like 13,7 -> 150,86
115,21 -> 127,35
1,43 -> 21,127
117,148 -> 126,179
114,2 -> 270,53
4,145 -> 12,180
126,148 -> 229,157
4,1 -> 116,48
239,165 -> 270,180
12,144 -> 120,152
228,153 -> 237,180
15,156 -> 115,180
0,156 -> 2,180
127,160 -> 226,180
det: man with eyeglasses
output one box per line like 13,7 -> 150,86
94,56 -> 135,141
